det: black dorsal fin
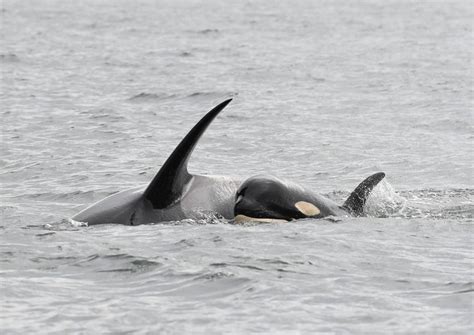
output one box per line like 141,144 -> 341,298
342,172 -> 385,215
143,99 -> 232,209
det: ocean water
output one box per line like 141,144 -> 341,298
1,0 -> 473,334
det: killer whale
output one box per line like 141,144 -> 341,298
72,99 -> 241,225
234,172 -> 385,223
72,99 -> 385,225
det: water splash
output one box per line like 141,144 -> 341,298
365,179 -> 407,218
365,180 -> 473,220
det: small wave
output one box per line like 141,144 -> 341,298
195,271 -> 234,281
186,91 -> 238,99
311,77 -> 326,82
0,53 -> 20,63
88,109 -> 125,121
72,253 -> 162,274
430,281 -> 474,295
127,91 -> 237,104
454,288 -> 474,294
30,256 -> 78,271
0,162 -> 40,176
96,260 -> 161,274
174,239 -> 196,247
103,60 -> 140,68
102,253 -> 136,260
259,258 -> 291,266
130,259 -> 161,268
197,28 -> 219,34
128,92 -> 177,101
20,190 -> 97,203
210,262 -> 264,271
35,232 -> 56,238
98,268 -> 135,273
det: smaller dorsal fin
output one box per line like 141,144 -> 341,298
342,172 -> 385,215
143,99 -> 232,209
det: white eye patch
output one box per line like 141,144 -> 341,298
294,201 -> 320,216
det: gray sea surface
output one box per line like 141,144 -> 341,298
1,0 -> 473,334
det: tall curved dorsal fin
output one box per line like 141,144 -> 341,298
342,172 -> 385,215
143,99 -> 232,209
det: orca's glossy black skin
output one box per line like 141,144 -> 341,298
234,175 -> 346,220
234,172 -> 385,222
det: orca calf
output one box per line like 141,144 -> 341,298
72,99 -> 384,225
234,173 -> 385,223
